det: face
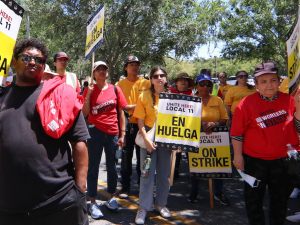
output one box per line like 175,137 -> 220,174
93,65 -> 108,81
53,57 -> 69,71
13,47 -> 45,86
218,73 -> 227,84
196,80 -> 212,96
236,72 -> 248,84
125,62 -> 140,76
150,69 -> 167,88
175,78 -> 189,91
255,73 -> 280,99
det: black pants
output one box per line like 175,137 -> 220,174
243,154 -> 293,225
120,123 -> 141,189
0,185 -> 88,225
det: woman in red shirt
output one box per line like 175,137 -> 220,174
82,61 -> 127,220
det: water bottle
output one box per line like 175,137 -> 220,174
115,145 -> 122,159
287,143 -> 298,160
141,154 -> 152,179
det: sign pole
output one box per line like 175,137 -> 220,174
209,178 -> 214,209
90,52 -> 95,84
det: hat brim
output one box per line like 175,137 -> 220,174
174,77 -> 195,87
56,56 -> 70,60
254,71 -> 277,77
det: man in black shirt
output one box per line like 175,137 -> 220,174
0,38 -> 90,225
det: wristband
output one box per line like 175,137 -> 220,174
215,122 -> 220,126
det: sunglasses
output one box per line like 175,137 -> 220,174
152,74 -> 166,79
237,75 -> 248,79
198,82 -> 212,87
219,76 -> 227,78
18,53 -> 46,66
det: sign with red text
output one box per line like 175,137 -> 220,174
155,93 -> 202,153
0,0 -> 23,87
189,127 -> 232,179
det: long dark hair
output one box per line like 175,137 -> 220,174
150,66 -> 169,107
235,70 -> 254,90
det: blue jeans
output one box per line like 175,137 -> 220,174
87,127 -> 118,197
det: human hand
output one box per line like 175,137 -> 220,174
233,155 -> 244,170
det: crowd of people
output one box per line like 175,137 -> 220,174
1,37 -> 300,225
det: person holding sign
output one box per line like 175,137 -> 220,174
133,67 -> 172,224
231,61 -> 300,225
82,61 -> 127,219
224,71 -> 256,123
188,74 -> 230,205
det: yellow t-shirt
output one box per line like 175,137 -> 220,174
219,84 -> 233,97
202,95 -> 229,122
117,77 -> 151,123
133,90 -> 158,128
224,86 -> 257,114
279,77 -> 289,94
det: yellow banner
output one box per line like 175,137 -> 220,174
156,113 -> 201,142
85,17 -> 104,54
0,34 -> 16,78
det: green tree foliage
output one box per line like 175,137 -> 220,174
16,0 -> 220,83
218,0 -> 299,74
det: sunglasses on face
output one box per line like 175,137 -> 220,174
18,53 -> 46,66
198,82 -> 212,87
237,75 -> 248,79
219,76 -> 227,78
152,74 -> 166,79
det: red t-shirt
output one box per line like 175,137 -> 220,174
230,92 -> 299,160
169,86 -> 193,96
83,84 -> 127,135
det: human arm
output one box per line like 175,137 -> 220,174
123,104 -> 136,111
232,139 -> 244,170
225,105 -> 231,125
70,141 -> 88,193
82,84 -> 94,117
138,118 -> 157,153
117,108 -> 126,147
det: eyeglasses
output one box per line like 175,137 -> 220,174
18,53 -> 46,66
219,76 -> 227,78
198,82 -> 212,87
237,75 -> 248,79
152,74 -> 166,79
57,58 -> 69,63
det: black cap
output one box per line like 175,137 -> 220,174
124,56 -> 141,65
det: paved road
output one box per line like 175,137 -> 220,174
86,151 -> 300,225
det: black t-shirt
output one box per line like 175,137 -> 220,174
0,82 -> 90,213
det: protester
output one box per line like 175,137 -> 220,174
188,74 -> 230,205
82,61 -> 127,219
53,51 -> 81,93
169,72 -> 194,178
117,56 -> 151,198
224,70 -> 256,122
0,38 -> 90,225
231,61 -> 300,225
133,66 -> 173,224
218,71 -> 233,99
199,68 -> 223,98
80,81 -> 89,95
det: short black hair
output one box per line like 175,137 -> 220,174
13,38 -> 49,62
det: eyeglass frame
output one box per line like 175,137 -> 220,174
18,53 -> 46,66
152,74 -> 167,79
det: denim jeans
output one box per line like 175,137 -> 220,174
139,147 -> 172,211
120,123 -> 141,189
87,127 -> 118,197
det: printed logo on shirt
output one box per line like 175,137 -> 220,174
138,88 -> 147,92
92,100 -> 115,114
209,105 -> 219,108
255,109 -> 291,129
